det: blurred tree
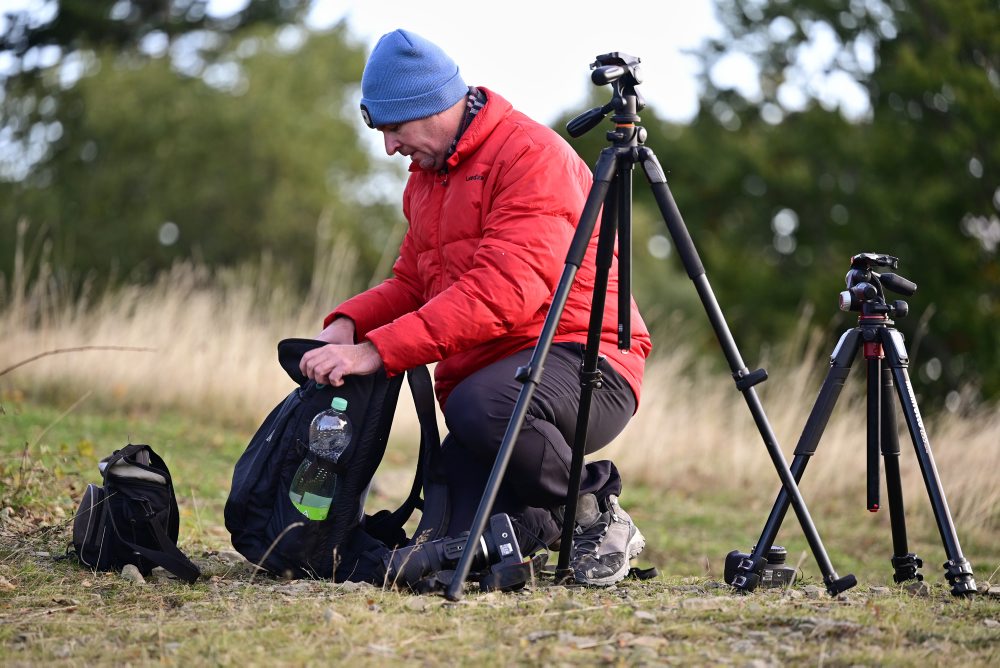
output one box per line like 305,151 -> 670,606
0,0 -> 306,55
1,1 -> 401,292
561,0 -> 1000,405
1,0 -> 309,180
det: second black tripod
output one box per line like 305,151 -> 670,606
445,52 -> 856,601
726,253 -> 977,596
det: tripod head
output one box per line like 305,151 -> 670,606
567,52 -> 646,140
838,252 -> 918,318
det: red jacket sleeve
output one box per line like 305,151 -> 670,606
324,226 -> 424,337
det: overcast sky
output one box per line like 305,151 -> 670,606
273,0 -> 724,125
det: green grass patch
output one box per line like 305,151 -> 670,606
2,398 -> 999,666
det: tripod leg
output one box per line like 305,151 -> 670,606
726,329 -> 860,591
879,364 -> 923,583
616,159 -> 632,348
443,148 -> 620,601
636,146 -> 855,596
880,328 -> 977,596
554,170 -> 623,581
866,356 -> 882,511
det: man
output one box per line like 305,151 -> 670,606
300,29 -> 652,586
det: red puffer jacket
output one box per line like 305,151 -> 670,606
327,88 -> 651,408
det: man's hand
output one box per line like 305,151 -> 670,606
316,317 -> 356,345
299,341 -> 382,387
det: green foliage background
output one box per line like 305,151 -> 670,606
564,0 -> 1000,406
2,0 -> 998,405
1,1 -> 401,293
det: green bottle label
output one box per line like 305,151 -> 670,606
289,491 -> 332,521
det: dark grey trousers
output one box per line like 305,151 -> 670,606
441,343 -> 637,550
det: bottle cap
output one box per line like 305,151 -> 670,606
331,397 -> 348,411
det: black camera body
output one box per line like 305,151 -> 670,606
725,545 -> 797,590
757,546 -> 797,588
380,513 -> 546,593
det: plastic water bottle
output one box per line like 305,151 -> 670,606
307,396 -> 353,460
288,397 -> 353,520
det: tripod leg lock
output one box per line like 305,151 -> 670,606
579,369 -> 604,389
734,368 -> 768,392
943,558 -> 977,597
890,553 -> 923,583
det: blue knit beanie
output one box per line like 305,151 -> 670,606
359,29 -> 468,128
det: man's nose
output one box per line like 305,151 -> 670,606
383,134 -> 400,155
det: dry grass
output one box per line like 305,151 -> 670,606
3,242 -> 998,535
1,232 -> 357,426
608,326 -> 1000,532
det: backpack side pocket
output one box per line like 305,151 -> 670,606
72,483 -> 112,570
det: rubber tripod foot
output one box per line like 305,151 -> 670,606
825,573 -> 858,596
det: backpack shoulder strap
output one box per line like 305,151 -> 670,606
110,514 -> 202,583
408,366 -> 449,539
365,366 -> 449,544
116,521 -> 201,584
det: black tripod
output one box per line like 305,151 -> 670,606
727,253 -> 977,596
445,53 -> 855,601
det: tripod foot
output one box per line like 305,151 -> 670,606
944,558 -> 977,597
824,573 -> 858,597
891,553 -> 924,583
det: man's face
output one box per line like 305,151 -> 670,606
378,112 -> 456,172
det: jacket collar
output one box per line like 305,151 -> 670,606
444,87 -> 511,170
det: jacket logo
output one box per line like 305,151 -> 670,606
466,175 -> 486,182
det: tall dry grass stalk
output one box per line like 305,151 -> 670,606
2,234 -> 998,530
606,323 -> 1000,531
1,225 -> 359,426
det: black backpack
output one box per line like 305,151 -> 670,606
224,338 -> 449,581
71,443 -> 201,583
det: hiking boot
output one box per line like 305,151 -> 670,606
570,494 -> 645,586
